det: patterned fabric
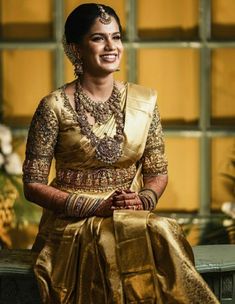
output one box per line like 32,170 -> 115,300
23,82 -> 218,303
23,98 -> 59,184
141,103 -> 167,176
34,211 -> 219,304
23,82 -> 168,194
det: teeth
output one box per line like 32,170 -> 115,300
101,55 -> 116,59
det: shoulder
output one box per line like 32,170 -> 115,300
35,86 -> 66,117
127,82 -> 157,100
41,87 -> 63,108
126,83 -> 157,114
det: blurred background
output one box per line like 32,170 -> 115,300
0,0 -> 234,248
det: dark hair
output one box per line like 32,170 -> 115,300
65,3 -> 122,44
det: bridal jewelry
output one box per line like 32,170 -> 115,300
62,34 -> 83,76
76,81 -> 113,125
97,5 -> 111,24
74,80 -> 124,164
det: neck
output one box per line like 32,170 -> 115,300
78,74 -> 114,101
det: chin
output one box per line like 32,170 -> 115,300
104,65 -> 119,73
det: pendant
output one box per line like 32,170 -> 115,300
95,136 -> 122,164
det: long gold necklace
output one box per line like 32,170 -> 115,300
74,80 -> 124,164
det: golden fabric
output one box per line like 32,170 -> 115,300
33,211 -> 218,304
23,83 -> 167,188
23,83 -> 218,303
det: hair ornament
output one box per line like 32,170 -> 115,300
97,4 -> 111,24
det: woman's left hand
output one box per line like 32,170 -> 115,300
111,190 -> 143,210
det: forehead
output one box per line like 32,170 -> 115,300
88,16 -> 120,35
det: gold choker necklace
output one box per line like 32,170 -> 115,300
74,80 -> 124,164
76,81 -> 113,125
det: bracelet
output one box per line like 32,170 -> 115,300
64,193 -> 103,218
138,188 -> 158,211
64,193 -> 82,217
139,188 -> 158,202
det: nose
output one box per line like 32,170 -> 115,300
104,38 -> 115,51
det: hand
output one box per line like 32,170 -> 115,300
112,190 -> 143,211
95,193 -> 115,217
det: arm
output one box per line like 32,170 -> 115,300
23,97 -> 69,213
23,97 -> 113,217
143,174 -> 168,201
24,183 -> 68,213
113,101 -> 168,210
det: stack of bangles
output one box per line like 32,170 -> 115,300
64,188 -> 158,217
65,193 -> 103,217
138,188 -> 158,211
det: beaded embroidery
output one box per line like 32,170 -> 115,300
55,165 -> 137,192
74,80 -> 124,164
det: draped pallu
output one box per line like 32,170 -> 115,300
23,83 -> 219,303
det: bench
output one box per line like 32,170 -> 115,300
0,250 -> 41,304
0,245 -> 235,303
193,245 -> 235,303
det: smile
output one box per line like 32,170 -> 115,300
100,54 -> 117,61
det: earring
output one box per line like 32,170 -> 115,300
74,57 -> 83,77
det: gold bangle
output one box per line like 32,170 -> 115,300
139,188 -> 158,202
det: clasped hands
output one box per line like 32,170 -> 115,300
96,189 -> 143,217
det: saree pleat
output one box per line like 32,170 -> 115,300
34,211 -> 218,303
24,82 -> 219,303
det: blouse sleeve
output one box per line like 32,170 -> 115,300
141,103 -> 168,177
22,97 -> 59,184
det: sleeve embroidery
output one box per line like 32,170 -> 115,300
141,103 -> 168,176
23,98 -> 59,184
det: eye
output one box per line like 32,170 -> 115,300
113,35 -> 121,40
92,36 -> 104,42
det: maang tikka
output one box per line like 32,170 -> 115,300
97,4 -> 111,24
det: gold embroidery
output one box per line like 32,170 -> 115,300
23,159 -> 51,184
23,98 -> 59,184
60,88 -> 77,122
142,104 -> 168,176
54,165 -> 137,192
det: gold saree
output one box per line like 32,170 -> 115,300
23,83 -> 219,303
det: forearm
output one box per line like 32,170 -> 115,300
24,182 -> 114,217
135,174 -> 168,210
143,174 -> 168,200
23,182 -> 69,213
112,175 -> 168,211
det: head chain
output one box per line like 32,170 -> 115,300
97,4 -> 111,24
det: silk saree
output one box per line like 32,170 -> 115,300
23,82 -> 218,303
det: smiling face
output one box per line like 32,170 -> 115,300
77,17 -> 123,77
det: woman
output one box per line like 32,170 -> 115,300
23,3 -> 219,304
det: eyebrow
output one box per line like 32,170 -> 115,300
89,32 -> 121,38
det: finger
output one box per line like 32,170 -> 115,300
125,205 -> 137,210
113,198 -> 142,207
114,193 -> 137,201
111,206 -> 128,210
124,189 -> 136,194
114,189 -> 124,195
125,203 -> 143,210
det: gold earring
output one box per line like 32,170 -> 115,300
74,57 -> 83,77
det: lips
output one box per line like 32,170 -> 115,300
100,54 -> 117,61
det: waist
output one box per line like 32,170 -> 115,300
54,165 -> 137,193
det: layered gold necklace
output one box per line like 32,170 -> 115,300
74,80 -> 124,164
